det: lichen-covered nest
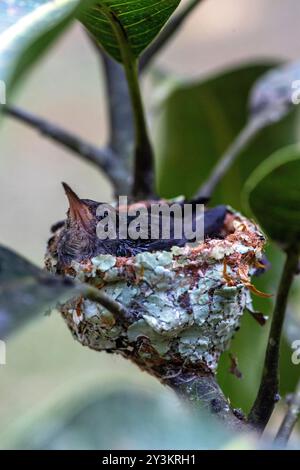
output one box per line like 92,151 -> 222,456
45,208 -> 266,377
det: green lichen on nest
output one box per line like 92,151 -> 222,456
46,209 -> 266,375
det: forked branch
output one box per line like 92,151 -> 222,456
196,114 -> 268,201
140,0 -> 205,72
100,6 -> 156,199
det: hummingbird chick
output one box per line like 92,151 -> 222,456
56,183 -> 228,270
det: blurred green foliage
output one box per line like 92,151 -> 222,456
0,387 -> 233,449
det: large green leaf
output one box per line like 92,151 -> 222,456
243,145 -> 300,247
0,0 -> 92,98
249,61 -> 300,124
79,0 -> 180,63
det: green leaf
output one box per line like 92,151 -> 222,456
0,0 -> 90,98
0,245 -> 77,337
79,0 -> 180,63
284,281 -> 300,349
243,145 -> 300,247
250,61 -> 300,124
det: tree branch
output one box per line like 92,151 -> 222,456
82,285 -> 132,326
249,247 -> 299,430
3,105 -> 130,196
86,0 -> 205,198
165,371 -> 252,432
196,114 -> 267,200
275,379 -> 300,446
140,0 -> 205,72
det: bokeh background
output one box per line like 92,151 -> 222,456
1,0 -> 300,449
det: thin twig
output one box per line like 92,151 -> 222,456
196,114 -> 267,200
165,371 -> 253,432
85,1 -> 205,197
249,247 -> 299,430
82,285 -> 132,326
3,105 -> 130,195
140,0 -> 205,72
275,379 -> 300,446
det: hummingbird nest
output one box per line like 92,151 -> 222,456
45,205 -> 266,379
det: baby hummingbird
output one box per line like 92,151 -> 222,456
56,183 -> 228,270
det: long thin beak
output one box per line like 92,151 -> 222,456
62,182 -> 93,229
